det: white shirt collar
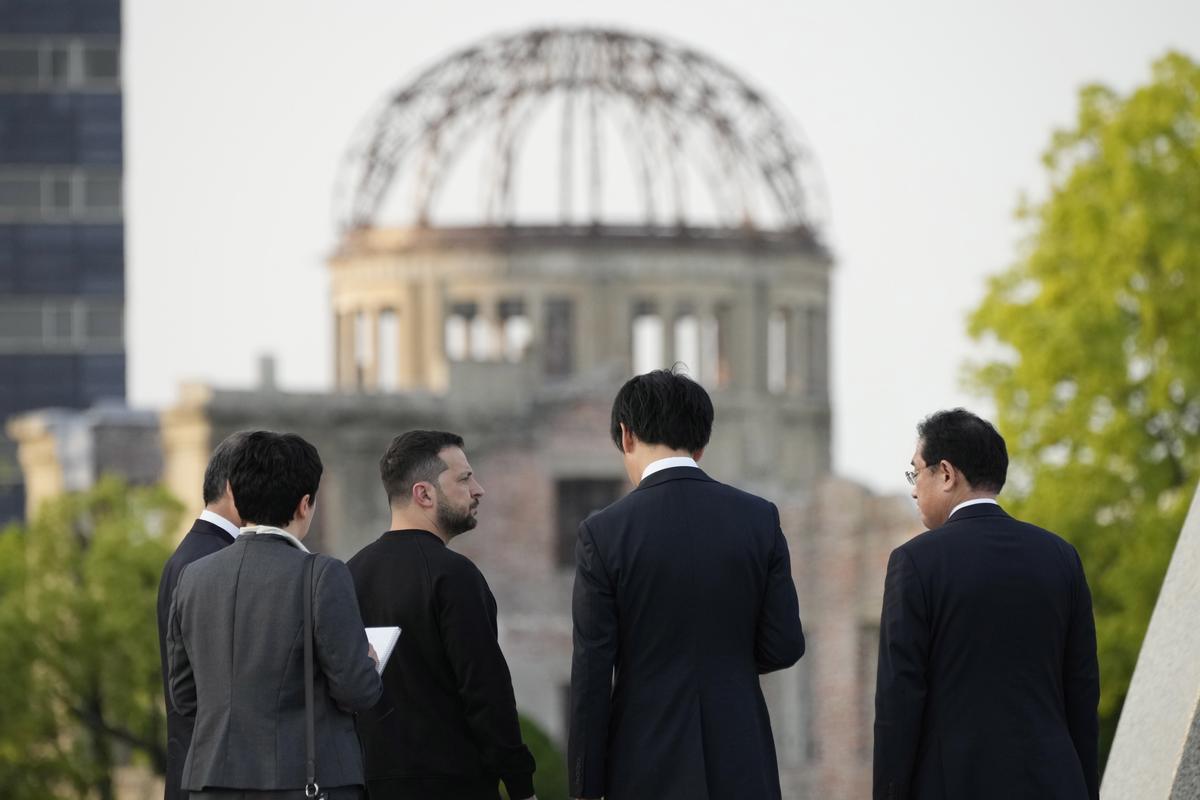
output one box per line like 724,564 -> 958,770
238,524 -> 311,553
949,497 -> 1000,519
199,509 -> 240,541
641,456 -> 701,482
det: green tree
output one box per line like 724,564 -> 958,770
967,51 -> 1200,765
0,478 -> 180,799
499,714 -> 569,800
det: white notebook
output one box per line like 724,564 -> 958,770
365,626 -> 401,676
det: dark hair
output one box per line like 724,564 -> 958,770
380,430 -> 465,506
917,408 -> 1008,493
202,432 -> 249,505
227,431 -> 323,527
610,367 -> 714,453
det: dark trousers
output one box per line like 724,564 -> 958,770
191,789 -> 364,800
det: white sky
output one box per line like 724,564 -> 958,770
125,0 -> 1200,493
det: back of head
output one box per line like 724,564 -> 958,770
918,408 -> 1008,493
202,431 -> 249,505
609,367 -> 714,453
380,430 -> 465,506
227,431 -> 323,527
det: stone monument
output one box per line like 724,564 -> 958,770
1102,481 -> 1200,798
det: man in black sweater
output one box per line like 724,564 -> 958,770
348,430 -> 536,800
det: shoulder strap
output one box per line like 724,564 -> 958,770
303,554 -> 319,797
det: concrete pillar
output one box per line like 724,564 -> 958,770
363,307 -> 380,391
6,413 -> 64,521
476,293 -> 500,362
336,310 -> 356,390
159,383 -> 215,541
423,275 -> 447,391
788,304 -> 804,395
401,281 -> 422,388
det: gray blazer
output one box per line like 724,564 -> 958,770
167,532 -> 381,792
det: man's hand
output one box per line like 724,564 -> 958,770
367,643 -> 380,668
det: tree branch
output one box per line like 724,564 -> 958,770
69,703 -> 165,769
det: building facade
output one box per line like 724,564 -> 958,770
0,0 -> 125,524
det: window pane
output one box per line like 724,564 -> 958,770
445,315 -> 468,361
85,306 -> 122,339
0,306 -> 42,340
632,312 -> 663,376
543,299 -> 574,377
468,315 -> 494,361
673,315 -> 700,379
49,46 -> 71,82
767,310 -> 787,394
556,479 -> 625,566
502,315 -> 532,362
0,47 -> 40,80
378,309 -> 397,390
83,45 -> 119,81
46,304 -> 73,341
84,175 -> 121,210
49,175 -> 72,210
0,176 -> 42,209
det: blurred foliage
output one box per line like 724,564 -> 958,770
499,714 -> 568,800
0,477 -> 180,799
967,51 -> 1200,767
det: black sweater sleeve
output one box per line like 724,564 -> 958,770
435,561 -> 536,799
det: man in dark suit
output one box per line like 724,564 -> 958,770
167,431 -> 381,799
569,368 -> 805,800
156,432 -> 245,800
874,408 -> 1100,800
348,430 -> 537,800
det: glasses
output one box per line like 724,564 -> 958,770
904,465 -> 936,486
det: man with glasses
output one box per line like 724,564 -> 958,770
874,408 -> 1100,800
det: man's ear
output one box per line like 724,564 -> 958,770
294,493 -> 314,522
412,481 -> 436,509
937,460 -> 957,492
620,423 -> 637,456
692,447 -> 705,462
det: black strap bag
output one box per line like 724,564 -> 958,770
302,554 -> 328,800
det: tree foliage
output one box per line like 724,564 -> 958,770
0,478 -> 180,799
967,51 -> 1200,763
499,714 -> 569,800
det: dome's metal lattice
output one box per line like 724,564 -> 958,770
335,27 -> 825,234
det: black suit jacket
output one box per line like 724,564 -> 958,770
568,466 -> 805,800
347,530 -> 536,800
873,503 -> 1100,800
156,518 -> 234,800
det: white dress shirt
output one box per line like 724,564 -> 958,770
199,509 -> 240,541
641,456 -> 701,482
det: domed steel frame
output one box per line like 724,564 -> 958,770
335,27 -> 825,234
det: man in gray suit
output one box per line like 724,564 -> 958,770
167,431 -> 381,799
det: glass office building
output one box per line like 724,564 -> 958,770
0,0 -> 124,523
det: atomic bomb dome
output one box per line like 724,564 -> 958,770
328,26 -> 833,405
334,27 -> 826,234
